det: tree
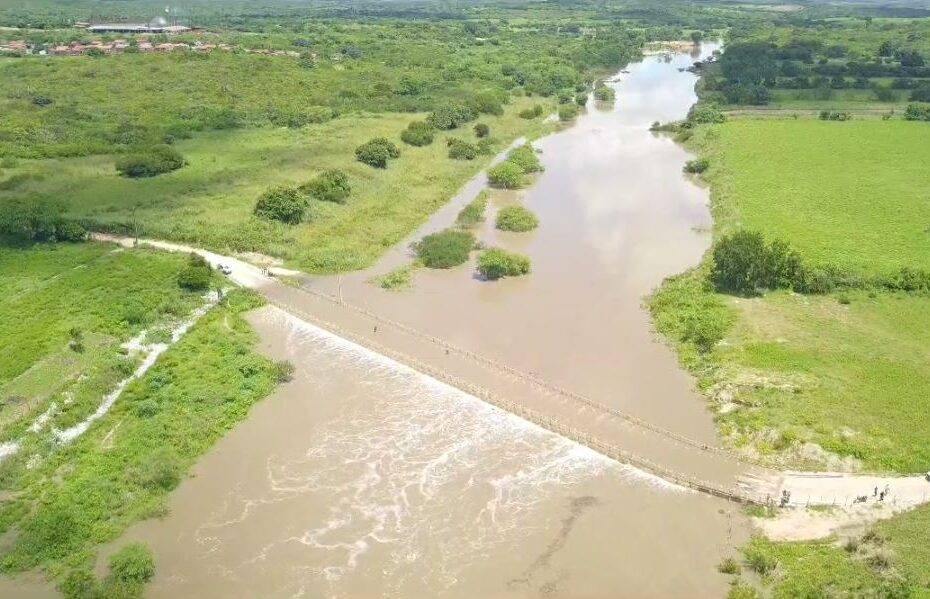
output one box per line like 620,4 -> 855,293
400,120 -> 434,146
253,185 -> 308,223
711,230 -> 804,294
302,169 -> 350,203
355,137 -> 400,168
474,123 -> 490,138
177,253 -> 212,291
718,43 -> 778,86
471,91 -> 505,116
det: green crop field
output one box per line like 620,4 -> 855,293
693,119 -> 930,277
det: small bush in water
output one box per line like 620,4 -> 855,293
414,229 -> 476,268
109,543 -> 156,585
593,85 -> 615,102
507,143 -> 543,173
478,248 -> 531,280
496,205 -> 538,232
456,191 -> 488,227
487,161 -> 525,189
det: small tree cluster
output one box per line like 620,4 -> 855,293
904,104 -> 930,121
302,169 -> 350,203
401,120 -> 435,146
254,185 -> 308,224
0,196 -> 86,242
711,230 -> 804,295
413,229 -> 475,268
426,102 -> 476,130
177,252 -> 212,291
478,248 -> 531,280
447,138 -> 478,160
487,143 -> 542,189
507,144 -> 543,173
355,137 -> 400,168
115,145 -> 185,178
683,158 -> 709,174
688,104 -> 727,124
471,91 -> 505,116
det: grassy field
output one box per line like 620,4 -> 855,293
0,242 -> 280,590
1,101 -> 553,273
652,115 -> 930,597
692,119 -> 930,276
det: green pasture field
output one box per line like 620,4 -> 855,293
0,242 -> 280,589
691,119 -> 930,277
1,101 -> 554,273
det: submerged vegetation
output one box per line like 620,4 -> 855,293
495,205 -> 539,232
413,229 -> 475,269
478,248 -> 531,280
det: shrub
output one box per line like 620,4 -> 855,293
414,229 -> 475,268
109,543 -> 156,585
473,123 -> 490,138
0,195 -> 61,240
904,103 -> 930,121
355,137 -> 400,168
507,143 -> 543,173
56,220 -> 87,242
426,102 -> 476,129
477,138 -> 496,155
718,557 -> 742,575
478,248 -> 531,280
496,205 -> 538,232
134,449 -> 181,491
401,120 -> 435,146
593,85 -> 616,102
689,104 -> 727,124
558,104 -> 580,121
253,185 -> 308,224
819,110 -> 851,121
376,265 -> 413,290
115,145 -> 185,178
302,169 -> 350,203
519,104 -> 544,119
726,580 -> 760,599
712,230 -> 804,295
487,161 -> 525,189
683,158 -> 709,174
273,360 -> 295,383
60,569 -> 100,599
456,192 -> 489,227
177,253 -> 212,291
472,91 -> 505,116
447,138 -> 478,160
744,544 -> 778,576
135,399 -> 159,418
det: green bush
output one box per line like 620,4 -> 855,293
558,104 -> 579,121
302,169 -> 350,203
718,557 -> 742,575
472,91 -> 505,116
819,110 -> 852,121
711,230 -> 804,295
273,360 -> 295,383
177,253 -> 212,291
474,123 -> 490,138
688,104 -> 727,124
903,103 -> 930,121
507,143 -> 544,173
744,543 -> 778,576
684,158 -> 709,174
400,120 -> 435,146
593,85 -> 616,102
135,399 -> 159,418
376,265 -> 413,290
456,192 -> 488,227
109,543 -> 156,585
414,229 -> 475,268
134,449 -> 181,491
115,145 -> 185,178
59,569 -> 99,599
496,205 -> 538,232
478,248 -> 531,280
426,102 -> 476,129
355,137 -> 400,168
487,161 -> 525,189
575,92 -> 588,106
519,104 -> 544,119
447,138 -> 478,160
55,221 -> 87,242
253,185 -> 308,224
649,271 -> 735,354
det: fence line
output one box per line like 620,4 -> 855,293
268,297 -> 765,506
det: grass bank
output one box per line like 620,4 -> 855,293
0,242 -> 281,590
0,101 -> 553,274
650,116 -> 930,596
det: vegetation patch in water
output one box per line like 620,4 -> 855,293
413,229 -> 475,269
477,248 -> 531,280
456,191 -> 489,228
495,205 -> 538,232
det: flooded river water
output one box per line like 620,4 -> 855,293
108,42 -> 753,598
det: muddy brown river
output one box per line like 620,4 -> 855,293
96,42 -> 753,598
